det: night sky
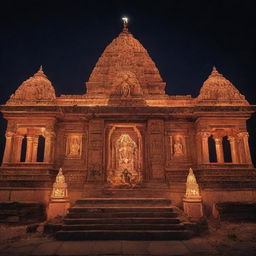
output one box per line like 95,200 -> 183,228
0,0 -> 255,165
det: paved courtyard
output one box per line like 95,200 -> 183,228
0,222 -> 256,255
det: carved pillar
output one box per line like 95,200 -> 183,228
147,119 -> 165,180
44,131 -> 55,163
228,136 -> 238,164
241,132 -> 252,164
87,119 -> 104,182
31,136 -> 39,162
201,132 -> 209,163
2,132 -> 14,163
25,136 -> 34,162
13,135 -> 24,163
214,137 -> 224,163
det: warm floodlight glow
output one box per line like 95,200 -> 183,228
122,17 -> 128,24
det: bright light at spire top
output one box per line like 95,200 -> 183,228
122,17 -> 128,24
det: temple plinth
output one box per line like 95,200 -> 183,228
0,22 -> 255,218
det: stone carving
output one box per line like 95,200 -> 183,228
183,168 -> 203,218
112,71 -> 143,97
7,66 -> 56,105
51,168 -> 68,200
108,133 -> 141,187
185,168 -> 200,198
197,66 -> 247,104
173,137 -> 184,157
65,134 -> 82,158
86,28 -> 166,97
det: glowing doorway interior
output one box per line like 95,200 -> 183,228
107,133 -> 142,187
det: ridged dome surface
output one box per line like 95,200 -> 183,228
86,29 -> 166,97
7,66 -> 56,105
197,67 -> 247,104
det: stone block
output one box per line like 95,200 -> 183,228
47,201 -> 70,220
183,199 -> 203,218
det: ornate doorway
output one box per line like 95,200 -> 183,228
106,124 -> 143,188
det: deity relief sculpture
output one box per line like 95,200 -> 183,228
51,168 -> 68,200
173,136 -> 184,157
111,71 -> 143,97
107,133 -> 141,188
65,134 -> 82,158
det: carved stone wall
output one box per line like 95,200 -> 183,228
87,119 -> 104,182
147,119 -> 165,180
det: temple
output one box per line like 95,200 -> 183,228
0,22 -> 255,218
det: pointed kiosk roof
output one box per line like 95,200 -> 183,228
86,20 -> 166,98
197,66 -> 248,105
7,66 -> 56,105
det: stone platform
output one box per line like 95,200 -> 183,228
56,198 -> 191,240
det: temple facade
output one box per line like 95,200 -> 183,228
0,24 -> 255,214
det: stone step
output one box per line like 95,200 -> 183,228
69,207 -> 174,213
64,217 -> 181,225
61,223 -> 185,231
66,211 -> 177,218
56,229 -> 191,240
75,198 -> 171,207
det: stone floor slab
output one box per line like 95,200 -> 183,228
182,238 -> 218,254
122,240 -> 149,254
3,244 -> 36,256
92,241 -> 122,254
148,241 -> 190,255
56,241 -> 94,255
31,241 -> 62,255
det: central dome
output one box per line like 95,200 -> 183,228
86,28 -> 166,98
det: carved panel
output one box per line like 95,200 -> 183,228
65,134 -> 83,159
147,119 -> 165,180
87,119 -> 104,182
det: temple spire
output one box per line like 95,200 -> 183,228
122,17 -> 129,33
34,65 -> 47,78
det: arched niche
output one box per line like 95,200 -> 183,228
20,136 -> 27,162
208,135 -> 217,163
37,135 -> 45,162
222,136 -> 232,162
106,124 -> 143,187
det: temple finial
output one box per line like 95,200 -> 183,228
210,65 -> 220,77
34,65 -> 46,78
122,17 -> 129,32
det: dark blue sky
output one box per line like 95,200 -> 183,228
0,0 -> 255,163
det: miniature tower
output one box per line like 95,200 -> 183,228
183,168 -> 203,218
51,168 -> 68,200
47,168 -> 70,220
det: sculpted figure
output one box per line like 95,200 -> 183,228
117,134 -> 136,171
108,133 -> 141,187
56,168 -> 65,183
69,137 -> 80,156
112,71 -> 143,97
121,81 -> 131,97
51,168 -> 68,200
174,137 -> 184,156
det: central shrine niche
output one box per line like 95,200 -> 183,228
106,125 -> 143,188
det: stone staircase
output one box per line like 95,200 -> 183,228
56,198 -> 191,240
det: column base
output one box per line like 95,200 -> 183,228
47,199 -> 70,220
183,198 -> 204,219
